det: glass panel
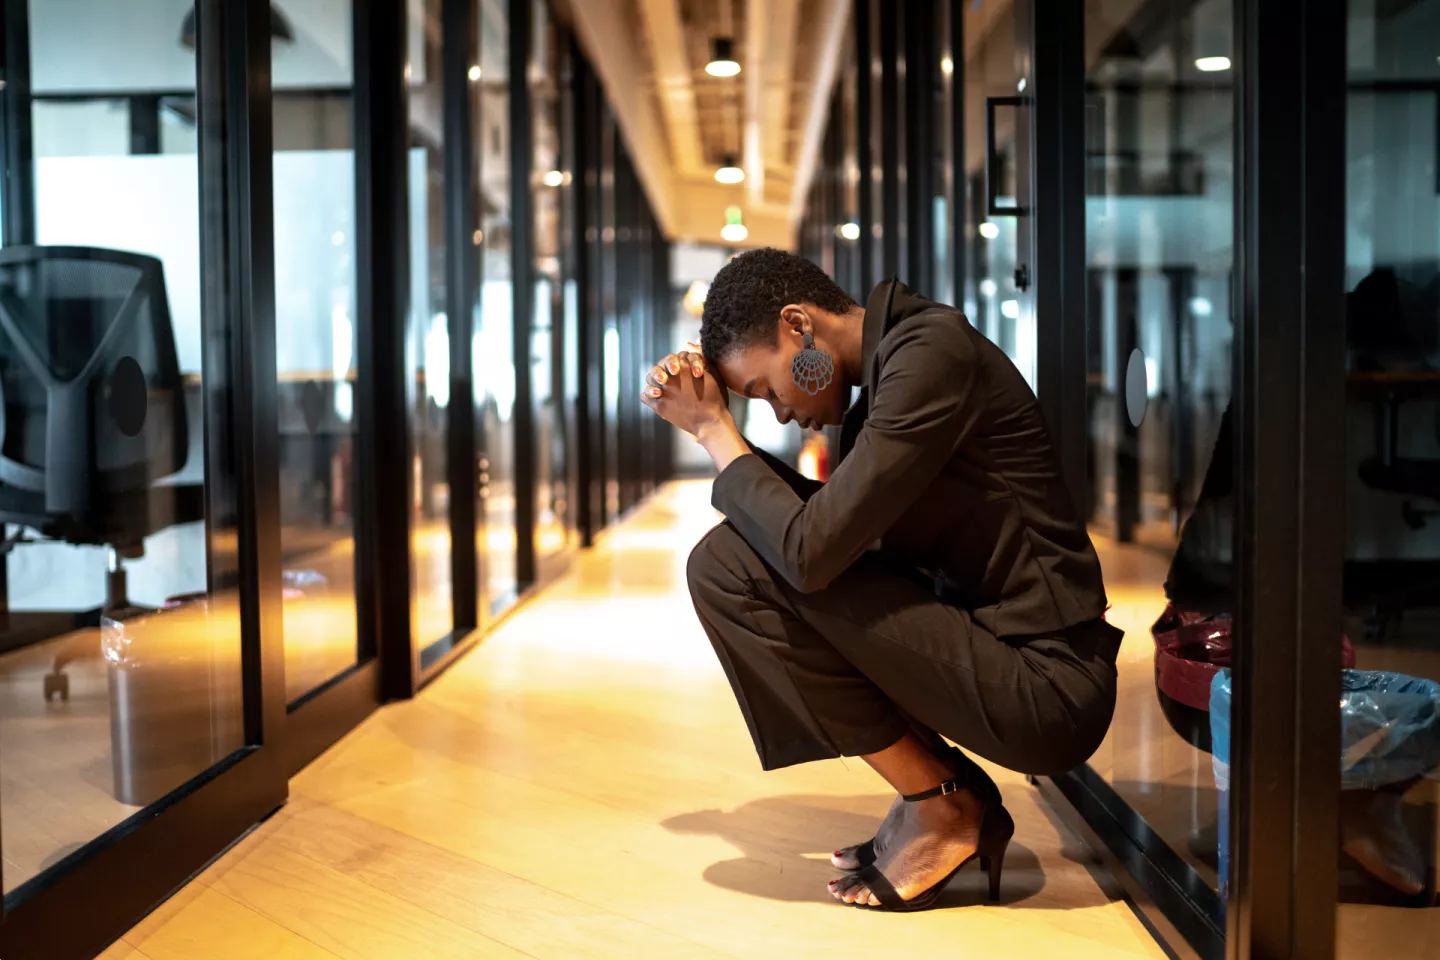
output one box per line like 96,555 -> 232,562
409,0 -> 454,646
271,1 -> 362,703
960,0 -> 1036,387
601,112 -> 620,524
477,0 -> 517,614
531,0 -> 568,567
1082,0 -> 1235,901
0,0 -> 245,894
934,1 -> 954,308
1338,0 -> 1440,950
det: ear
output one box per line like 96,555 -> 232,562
778,304 -> 810,336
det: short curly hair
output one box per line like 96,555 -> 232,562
700,248 -> 858,364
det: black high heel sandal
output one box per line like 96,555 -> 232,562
839,769 -> 1015,912
840,744 -> 1002,870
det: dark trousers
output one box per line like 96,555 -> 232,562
687,523 -> 1122,774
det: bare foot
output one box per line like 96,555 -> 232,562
828,787 -> 982,906
831,793 -> 902,870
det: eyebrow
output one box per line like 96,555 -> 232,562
743,379 -> 757,399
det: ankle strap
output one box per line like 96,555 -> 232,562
901,780 -> 960,803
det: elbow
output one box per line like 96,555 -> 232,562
789,558 -> 836,595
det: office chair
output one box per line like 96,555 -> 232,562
0,246 -> 190,700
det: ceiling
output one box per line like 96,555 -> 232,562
563,0 -> 850,249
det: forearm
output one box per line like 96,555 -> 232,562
696,416 -> 751,473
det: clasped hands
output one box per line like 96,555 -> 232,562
640,348 -> 731,438
640,347 -> 750,469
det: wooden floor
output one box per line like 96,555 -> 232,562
100,480 -> 1163,960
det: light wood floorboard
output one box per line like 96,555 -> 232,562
113,481 -> 1164,959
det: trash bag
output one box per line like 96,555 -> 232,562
1210,667 -> 1440,895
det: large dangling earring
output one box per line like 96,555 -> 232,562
791,332 -> 835,396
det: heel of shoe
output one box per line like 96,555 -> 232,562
978,804 -> 1015,902
986,849 -> 1006,901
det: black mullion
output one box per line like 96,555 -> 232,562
949,0 -> 965,309
355,0 -> 415,699
879,0 -> 900,280
1031,0 -> 1088,513
0,0 -> 35,246
1229,0 -> 1345,957
510,0 -> 536,588
443,0 -> 478,632
903,0 -> 933,296
211,0 -> 285,765
856,0 -> 873,289
571,41 -> 595,546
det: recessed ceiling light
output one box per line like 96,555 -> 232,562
543,170 -> 564,187
1195,56 -> 1231,72
978,221 -> 999,240
721,223 -> 749,242
836,222 -> 861,241
714,155 -> 745,184
468,65 -> 482,81
706,37 -> 741,78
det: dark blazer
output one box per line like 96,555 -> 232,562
711,279 -> 1108,638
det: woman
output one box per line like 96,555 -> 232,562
642,249 -> 1120,912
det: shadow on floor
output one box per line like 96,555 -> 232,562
662,793 -> 1057,908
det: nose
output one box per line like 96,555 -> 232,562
774,404 -> 793,425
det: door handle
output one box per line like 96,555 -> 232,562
986,95 -> 1031,217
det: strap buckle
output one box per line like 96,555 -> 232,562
940,780 -> 958,796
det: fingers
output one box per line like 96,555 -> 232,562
646,363 -> 671,390
676,350 -> 706,379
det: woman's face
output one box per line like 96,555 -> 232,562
716,326 -> 850,431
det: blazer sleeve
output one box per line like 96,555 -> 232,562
711,314 -> 983,593
744,441 -> 825,502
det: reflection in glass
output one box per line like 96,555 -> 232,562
477,0 -> 518,613
272,2 -> 363,702
960,1 -> 1035,387
410,0 -> 454,646
0,2 -> 244,893
1081,0 -> 1234,898
1338,1 -> 1440,950
531,0 -> 570,568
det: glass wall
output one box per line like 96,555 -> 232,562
1337,0 -> 1440,952
0,0 -> 247,894
476,0 -> 517,614
408,0 -> 454,648
271,1 -> 364,703
1081,0 -> 1235,909
530,0 -> 571,571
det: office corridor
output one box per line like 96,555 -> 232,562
103,482 -> 1161,960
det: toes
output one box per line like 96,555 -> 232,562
831,847 -> 859,870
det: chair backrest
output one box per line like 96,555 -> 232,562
0,246 -> 187,543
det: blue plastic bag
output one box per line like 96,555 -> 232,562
1210,667 -> 1440,894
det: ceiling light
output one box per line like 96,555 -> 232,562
1017,77 -> 1027,92
1000,299 -> 1020,320
979,278 -> 998,298
721,205 -> 748,243
468,65 -> 482,81
978,221 -> 999,240
940,56 -> 954,76
836,222 -> 861,241
1195,56 -> 1231,72
706,37 -> 741,78
543,169 -> 564,187
715,155 -> 745,184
